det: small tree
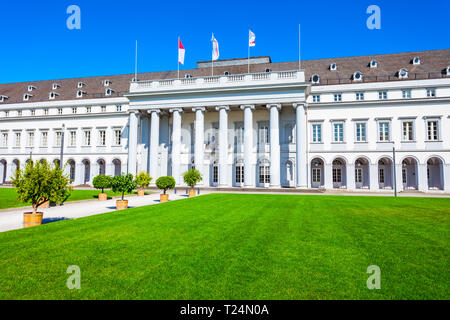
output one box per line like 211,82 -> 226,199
93,175 -> 112,193
134,172 -> 152,190
183,169 -> 203,189
12,160 -> 72,213
155,176 -> 175,195
110,174 -> 136,200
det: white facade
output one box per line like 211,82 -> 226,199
1,59 -> 449,193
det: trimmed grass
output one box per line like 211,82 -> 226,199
0,188 -> 143,210
0,194 -> 449,300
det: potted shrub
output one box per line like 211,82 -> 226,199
134,172 -> 152,196
93,175 -> 112,201
12,160 -> 71,228
110,173 -> 136,210
155,176 -> 175,202
183,168 -> 203,197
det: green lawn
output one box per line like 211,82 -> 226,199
0,188 -> 143,210
0,194 -> 449,300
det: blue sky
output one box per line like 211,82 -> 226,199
0,0 -> 449,83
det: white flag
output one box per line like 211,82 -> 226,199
249,29 -> 255,47
178,38 -> 185,65
211,33 -> 219,61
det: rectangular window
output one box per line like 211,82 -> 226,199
72,107 -> 77,114
355,122 -> 366,142
379,168 -> 385,184
312,124 -> 322,142
55,132 -> 62,147
402,169 -> 407,184
58,108 -> 63,115
402,90 -> 411,99
2,133 -> 8,148
378,91 -> 387,100
99,130 -> 106,146
379,122 -> 390,141
356,92 -> 364,101
86,106 -> 91,113
31,109 -> 35,116
84,131 -> 91,146
101,106 -> 106,112
69,131 -> 76,147
15,132 -> 21,147
332,168 -> 342,183
116,105 -> 122,112
44,108 -> 49,115
259,124 -> 269,144
40,132 -> 48,147
5,111 -> 9,117
355,168 -> 362,183
312,95 -> 320,103
426,88 -> 436,97
235,124 -> 244,145
312,168 -> 321,183
402,121 -> 414,141
18,110 -> 22,117
259,166 -> 270,184
114,130 -> 121,145
333,123 -> 344,142
27,132 -> 34,147
235,166 -> 244,183
213,166 -> 218,183
334,93 -> 342,102
427,120 -> 439,141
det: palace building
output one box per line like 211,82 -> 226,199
0,49 -> 449,193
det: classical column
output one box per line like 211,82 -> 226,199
127,110 -> 139,175
293,103 -> 308,188
241,105 -> 254,187
369,164 -> 379,191
148,109 -> 160,181
267,104 -> 281,188
192,107 -> 205,184
170,108 -> 183,185
216,106 -> 229,187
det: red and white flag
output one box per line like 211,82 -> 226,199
178,37 -> 185,65
249,29 -> 255,47
211,33 -> 219,61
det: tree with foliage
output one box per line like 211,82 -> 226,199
155,176 -> 176,195
183,169 -> 203,189
134,172 -> 152,190
12,160 -> 72,213
110,174 -> 136,200
93,175 -> 112,193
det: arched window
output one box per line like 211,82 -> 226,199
235,159 -> 244,183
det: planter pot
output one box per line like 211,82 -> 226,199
188,189 -> 196,197
39,199 -> 50,208
98,193 -> 108,201
137,189 -> 145,196
116,200 -> 128,211
160,194 -> 169,202
23,212 -> 43,228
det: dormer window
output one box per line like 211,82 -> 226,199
224,71 -> 230,76
330,63 -> 337,71
412,57 -> 420,65
27,85 -> 36,92
311,74 -> 320,84
399,68 -> 408,79
103,80 -> 111,87
23,93 -> 33,101
132,77 -> 138,82
49,92 -> 60,100
184,74 -> 192,79
77,82 -> 86,88
370,60 -> 377,68
0,95 -> 8,103
105,88 -> 115,96
446,66 -> 450,76
52,83 -> 60,90
265,68 -> 271,73
76,90 -> 86,98
353,71 -> 363,81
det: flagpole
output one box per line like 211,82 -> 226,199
211,33 -> 214,76
177,36 -> 180,79
135,40 -> 138,81
248,30 -> 250,74
298,24 -> 301,70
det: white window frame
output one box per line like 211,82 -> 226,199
355,92 -> 365,101
425,118 -> 440,141
378,91 -> 388,100
83,130 -> 91,146
426,88 -> 436,98
235,164 -> 244,183
332,121 -> 345,143
98,130 -> 106,146
14,132 -> 21,148
114,130 -> 121,146
258,122 -> 270,145
312,95 -> 320,103
311,123 -> 322,143
334,93 -> 342,102
58,108 -> 63,115
2,132 -> 8,148
401,120 -> 415,142
40,131 -> 48,147
55,131 -> 62,147
355,122 -> 367,142
378,120 -> 391,142
69,131 -> 77,147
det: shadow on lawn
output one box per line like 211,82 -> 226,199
42,217 -> 71,224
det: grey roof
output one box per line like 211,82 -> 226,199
0,49 -> 449,105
